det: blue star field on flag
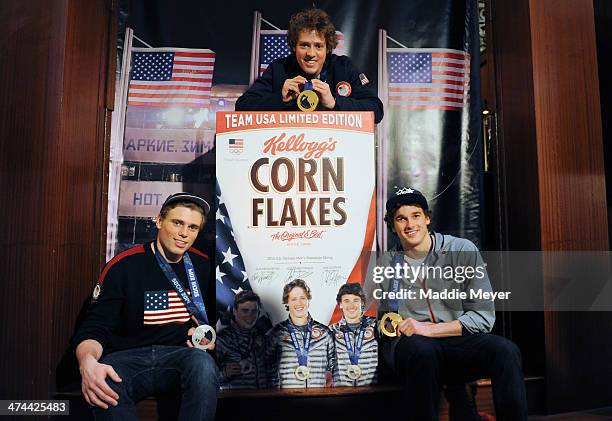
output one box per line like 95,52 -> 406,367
131,52 -> 175,81
215,180 -> 253,311
388,52 -> 433,83
259,32 -> 292,75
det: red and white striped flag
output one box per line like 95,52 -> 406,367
128,48 -> 215,108
387,48 -> 469,111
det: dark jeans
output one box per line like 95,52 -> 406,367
92,345 -> 219,421
381,333 -> 527,421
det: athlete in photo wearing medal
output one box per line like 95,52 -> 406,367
330,283 -> 378,387
73,193 -> 218,421
378,187 -> 527,421
266,279 -> 337,388
216,290 -> 268,389
235,8 -> 384,123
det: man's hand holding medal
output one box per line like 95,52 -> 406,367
186,320 -> 216,351
281,76 -> 336,111
381,312 -> 443,338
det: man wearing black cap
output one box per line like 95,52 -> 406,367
73,193 -> 218,420
379,187 -> 527,420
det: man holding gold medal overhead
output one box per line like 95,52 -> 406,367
73,193 -> 218,421
235,8 -> 384,124
378,188 -> 527,421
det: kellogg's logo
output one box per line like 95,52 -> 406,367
263,132 -> 337,159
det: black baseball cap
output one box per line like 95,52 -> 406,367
385,187 -> 429,213
162,192 -> 211,216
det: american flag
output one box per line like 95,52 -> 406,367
259,31 -> 291,75
228,138 -> 244,153
128,49 -> 215,108
215,180 -> 254,311
387,48 -> 469,111
258,31 -> 346,76
143,290 -> 191,325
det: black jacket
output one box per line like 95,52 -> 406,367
235,54 -> 384,124
72,242 -> 211,356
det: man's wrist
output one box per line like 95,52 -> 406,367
428,320 -> 462,337
78,354 -> 98,371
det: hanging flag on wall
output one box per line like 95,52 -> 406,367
377,0 -> 483,250
128,48 -> 215,108
387,49 -> 469,111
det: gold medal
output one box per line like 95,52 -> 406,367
346,364 -> 362,380
297,89 -> 319,112
294,365 -> 311,381
191,324 -> 217,350
380,312 -> 403,337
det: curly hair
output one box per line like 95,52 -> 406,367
287,8 -> 337,52
282,279 -> 312,305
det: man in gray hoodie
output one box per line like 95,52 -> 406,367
378,187 -> 527,421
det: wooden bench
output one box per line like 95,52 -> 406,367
55,381 -> 498,420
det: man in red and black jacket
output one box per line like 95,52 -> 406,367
73,193 -> 218,421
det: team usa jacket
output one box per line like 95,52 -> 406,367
216,321 -> 268,389
330,316 -> 379,386
235,53 -> 384,124
265,317 -> 337,388
72,242 -> 211,356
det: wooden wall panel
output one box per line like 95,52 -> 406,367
528,0 -> 611,413
488,0 -> 546,378
491,0 -> 611,414
594,0 -> 612,248
0,0 -> 67,399
0,0 -> 113,399
530,0 -> 608,251
488,0 -> 542,250
49,0 -> 115,394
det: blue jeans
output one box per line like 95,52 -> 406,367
92,345 -> 219,421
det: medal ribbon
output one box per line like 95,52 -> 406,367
343,319 -> 368,366
288,319 -> 312,367
388,235 -> 436,312
304,80 -> 313,91
153,242 -> 209,325
388,253 -> 404,311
